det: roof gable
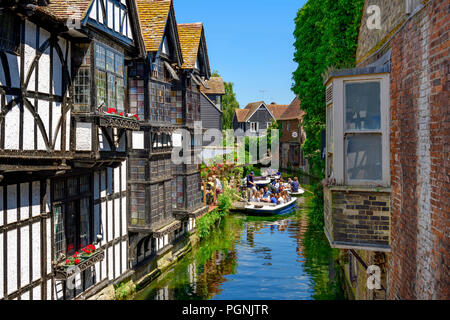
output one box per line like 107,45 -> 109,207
201,77 -> 225,95
201,92 -> 223,114
267,98 -> 305,121
178,23 -> 210,77
136,0 -> 171,52
235,109 -> 249,122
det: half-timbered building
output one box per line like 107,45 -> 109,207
175,23 -> 211,229
0,0 -> 143,300
128,0 -> 185,269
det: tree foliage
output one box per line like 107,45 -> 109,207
292,0 -> 364,178
222,82 -> 240,130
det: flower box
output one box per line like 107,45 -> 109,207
53,247 -> 105,280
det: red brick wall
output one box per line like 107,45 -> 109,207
389,0 -> 449,300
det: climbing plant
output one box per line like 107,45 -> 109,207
292,0 -> 364,225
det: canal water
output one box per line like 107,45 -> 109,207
134,184 -> 346,300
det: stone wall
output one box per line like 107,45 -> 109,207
324,187 -> 391,250
389,0 -> 449,300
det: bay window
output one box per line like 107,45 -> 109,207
94,43 -> 124,113
326,73 -> 390,186
52,175 -> 92,260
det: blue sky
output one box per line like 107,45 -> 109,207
174,0 -> 307,107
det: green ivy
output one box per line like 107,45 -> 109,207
292,0 -> 364,225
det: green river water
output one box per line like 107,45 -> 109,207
134,180 -> 347,300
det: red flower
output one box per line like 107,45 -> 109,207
107,108 -> 117,114
74,259 -> 80,265
75,251 -> 79,255
66,260 -> 71,265
119,112 -> 124,116
73,254 -> 78,258
132,114 -> 140,121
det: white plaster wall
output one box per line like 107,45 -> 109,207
38,47 -> 50,94
7,185 -> 17,224
31,222 -> 40,282
23,107 -> 35,150
52,49 -> 62,96
66,109 -> 71,151
32,286 -> 40,300
121,162 -> 127,192
21,290 -> 30,300
98,0 -> 104,24
108,246 -> 114,280
132,131 -> 144,150
114,166 -> 120,193
76,122 -> 92,151
89,0 -> 97,19
114,198 -> 120,239
107,0 -> 114,29
4,105 -> 20,150
46,279 -> 51,300
114,243 -> 120,279
20,225 -> 30,288
7,229 -> 18,295
46,218 -> 51,275
114,4 -> 120,33
122,240 -> 127,274
121,197 -> 127,237
37,100 -> 50,150
127,15 -> 132,40
107,200 -> 113,243
24,21 -> 36,84
101,254 -> 107,281
52,102 -> 62,151
20,183 -> 29,221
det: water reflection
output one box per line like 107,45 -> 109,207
134,192 -> 346,300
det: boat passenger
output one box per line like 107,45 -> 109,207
246,171 -> 257,202
270,194 -> 278,204
291,177 -> 300,193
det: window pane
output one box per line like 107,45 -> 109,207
65,201 -> 77,255
80,198 -> 90,248
345,82 -> 381,131
107,74 -> 116,109
54,205 -> 65,259
74,68 -> 91,112
115,53 -> 124,76
346,135 -> 382,181
116,77 -> 124,113
96,70 -> 107,110
106,49 -> 115,73
95,44 -> 105,69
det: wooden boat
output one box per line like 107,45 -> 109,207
232,198 -> 298,216
241,176 -> 271,187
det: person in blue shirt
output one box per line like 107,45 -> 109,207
291,177 -> 300,193
246,172 -> 256,201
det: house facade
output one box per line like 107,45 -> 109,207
0,0 -> 212,300
200,76 -> 224,138
267,98 -> 308,173
324,0 -> 448,300
233,101 -> 275,136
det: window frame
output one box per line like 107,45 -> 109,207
327,73 -> 390,187
250,122 -> 259,133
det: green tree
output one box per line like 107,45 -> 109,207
222,81 -> 240,130
292,0 -> 364,225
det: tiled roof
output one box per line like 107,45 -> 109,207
36,0 -> 93,22
235,109 -> 249,122
201,77 -> 225,95
178,23 -> 203,69
267,104 -> 289,120
136,0 -> 172,52
268,98 -> 305,121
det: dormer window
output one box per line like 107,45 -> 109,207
326,73 -> 390,187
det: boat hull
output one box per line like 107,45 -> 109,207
238,199 -> 298,216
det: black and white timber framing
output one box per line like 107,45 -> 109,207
0,0 -> 212,300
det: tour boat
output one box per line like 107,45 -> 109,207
289,189 -> 305,197
232,198 -> 298,216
